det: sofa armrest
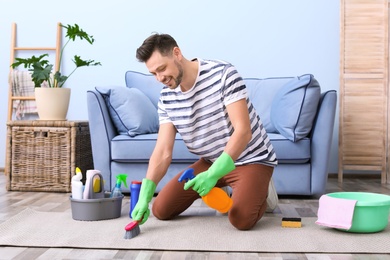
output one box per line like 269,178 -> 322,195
310,90 -> 337,196
87,90 -> 117,190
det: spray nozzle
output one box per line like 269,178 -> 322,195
115,174 -> 128,188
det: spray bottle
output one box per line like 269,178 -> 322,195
178,168 -> 233,213
71,167 -> 83,200
110,174 -> 128,198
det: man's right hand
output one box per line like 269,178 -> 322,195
131,178 -> 156,224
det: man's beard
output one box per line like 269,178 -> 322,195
173,60 -> 183,88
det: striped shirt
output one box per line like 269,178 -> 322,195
158,59 -> 277,167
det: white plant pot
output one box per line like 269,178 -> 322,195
35,88 -> 71,120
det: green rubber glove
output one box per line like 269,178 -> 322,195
184,152 -> 235,197
131,178 -> 156,225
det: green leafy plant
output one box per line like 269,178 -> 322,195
11,23 -> 101,88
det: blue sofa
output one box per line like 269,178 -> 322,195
87,71 -> 337,196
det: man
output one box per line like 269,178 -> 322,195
131,33 -> 278,230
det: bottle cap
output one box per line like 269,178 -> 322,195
72,167 -> 83,181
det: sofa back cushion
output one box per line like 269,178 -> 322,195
123,71 -> 320,141
125,71 -> 162,107
244,74 -> 320,142
270,74 -> 320,142
95,86 -> 159,137
244,77 -> 293,132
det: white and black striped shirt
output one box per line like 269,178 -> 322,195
158,59 -> 277,167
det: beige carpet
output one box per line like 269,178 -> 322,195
0,208 -> 389,253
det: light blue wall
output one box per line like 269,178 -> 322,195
0,0 -> 340,172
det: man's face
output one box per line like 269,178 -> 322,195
146,49 -> 183,89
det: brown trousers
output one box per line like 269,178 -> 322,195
152,158 -> 274,230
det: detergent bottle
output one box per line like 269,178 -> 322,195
110,174 -> 128,198
83,169 -> 104,199
178,168 -> 233,213
71,167 -> 83,200
129,180 -> 142,217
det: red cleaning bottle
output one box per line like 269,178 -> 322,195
178,168 -> 233,213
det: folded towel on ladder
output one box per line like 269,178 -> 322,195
315,194 -> 358,230
9,70 -> 38,119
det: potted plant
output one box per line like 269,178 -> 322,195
10,23 -> 101,120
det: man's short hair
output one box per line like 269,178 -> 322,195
136,33 -> 179,62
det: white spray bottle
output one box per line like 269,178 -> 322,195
71,167 -> 83,200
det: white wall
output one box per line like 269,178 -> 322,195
0,0 -> 340,172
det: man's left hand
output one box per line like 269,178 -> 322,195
183,152 -> 235,197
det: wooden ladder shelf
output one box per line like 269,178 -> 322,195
7,22 -> 62,121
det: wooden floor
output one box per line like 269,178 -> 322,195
1,172 -> 390,260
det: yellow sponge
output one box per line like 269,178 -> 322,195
282,217 -> 302,228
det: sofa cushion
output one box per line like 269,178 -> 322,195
111,133 -> 199,161
111,132 -> 309,164
268,133 -> 310,164
95,86 -> 159,137
270,74 -> 320,142
244,77 -> 295,133
125,71 -> 162,108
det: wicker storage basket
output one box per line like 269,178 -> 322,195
5,120 -> 94,192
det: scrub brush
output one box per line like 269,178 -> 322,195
124,220 -> 141,239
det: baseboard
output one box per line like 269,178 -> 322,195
328,173 -> 381,179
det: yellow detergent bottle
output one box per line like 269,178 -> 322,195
178,168 -> 233,213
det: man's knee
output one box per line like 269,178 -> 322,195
151,199 -> 173,220
229,212 -> 256,230
228,204 -> 266,230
